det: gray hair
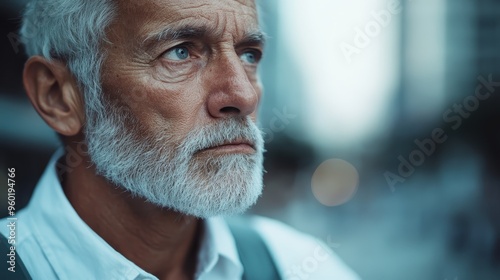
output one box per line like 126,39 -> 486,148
20,0 -> 116,118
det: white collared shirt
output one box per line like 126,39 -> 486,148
0,149 -> 360,280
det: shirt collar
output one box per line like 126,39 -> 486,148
26,148 -> 243,279
197,217 -> 243,279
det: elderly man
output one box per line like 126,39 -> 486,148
1,0 -> 360,279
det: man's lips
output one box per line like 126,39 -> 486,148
197,139 -> 256,154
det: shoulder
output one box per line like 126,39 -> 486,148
0,210 -> 57,279
0,209 -> 32,247
248,215 -> 361,280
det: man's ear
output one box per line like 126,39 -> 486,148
23,56 -> 85,136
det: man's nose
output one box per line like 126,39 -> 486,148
206,51 -> 259,118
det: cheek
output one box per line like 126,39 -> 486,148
121,78 -> 208,141
254,82 -> 263,106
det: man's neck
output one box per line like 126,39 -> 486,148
61,152 -> 201,280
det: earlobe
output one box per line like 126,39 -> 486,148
23,56 -> 85,136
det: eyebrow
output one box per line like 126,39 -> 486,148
238,31 -> 268,48
140,25 -> 267,52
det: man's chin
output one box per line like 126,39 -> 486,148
154,193 -> 262,219
152,170 -> 263,218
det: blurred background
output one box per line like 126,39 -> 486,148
1,0 -> 499,279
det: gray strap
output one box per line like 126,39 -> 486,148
0,233 -> 32,280
227,218 -> 282,280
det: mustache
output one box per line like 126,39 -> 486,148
178,117 -> 262,155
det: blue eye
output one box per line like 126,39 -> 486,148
164,46 -> 190,60
240,50 -> 260,65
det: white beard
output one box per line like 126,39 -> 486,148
84,101 -> 264,219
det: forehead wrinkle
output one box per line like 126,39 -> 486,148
119,0 -> 262,55
165,0 -> 259,41
213,7 -> 261,45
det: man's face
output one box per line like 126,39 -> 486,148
101,0 -> 263,141
84,0 -> 265,218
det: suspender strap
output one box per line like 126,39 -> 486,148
0,234 -> 32,280
227,218 -> 282,280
